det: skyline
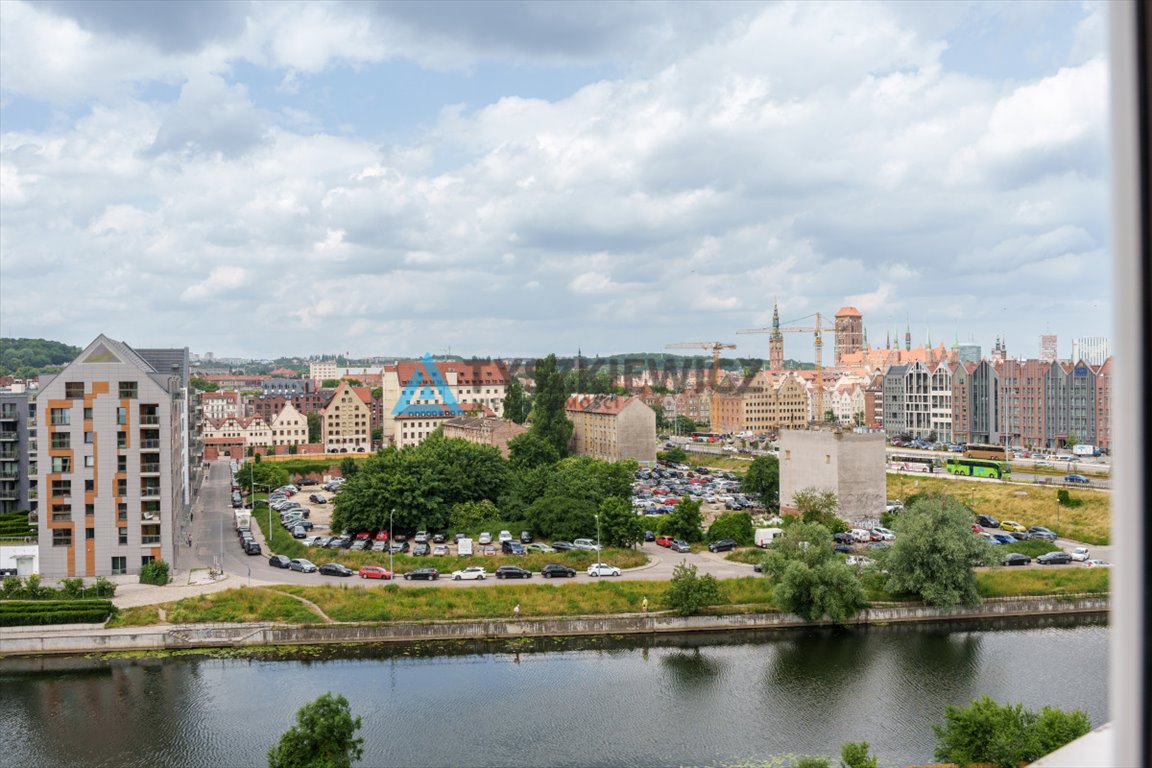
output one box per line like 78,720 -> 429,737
0,1 -> 1112,361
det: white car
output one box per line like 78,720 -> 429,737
477,532 -> 492,545
850,528 -> 872,543
498,530 -> 513,544
587,563 -> 621,577
1083,559 -> 1111,568
432,544 -> 449,556
573,538 -> 600,551
451,566 -> 487,581
870,526 -> 896,541
1070,547 -> 1091,561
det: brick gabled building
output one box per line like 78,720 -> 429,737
565,394 -> 656,463
442,416 -> 528,458
320,382 -> 373,453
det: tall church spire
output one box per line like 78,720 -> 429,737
769,299 -> 784,371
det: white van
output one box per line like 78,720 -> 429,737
457,537 -> 473,556
850,528 -> 872,543
755,528 -> 784,548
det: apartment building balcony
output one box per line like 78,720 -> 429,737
140,485 -> 161,499
140,439 -> 161,450
140,463 -> 161,474
0,430 -> 17,441
0,447 -> 18,459
0,467 -> 19,479
0,488 -> 17,502
139,414 -> 160,425
141,535 -> 162,545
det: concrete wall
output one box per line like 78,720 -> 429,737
0,595 -> 1108,657
778,428 -> 886,521
0,544 -> 38,574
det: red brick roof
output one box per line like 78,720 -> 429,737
835,306 -> 862,317
397,360 -> 509,386
565,394 -> 641,415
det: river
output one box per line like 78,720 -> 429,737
0,615 -> 1107,768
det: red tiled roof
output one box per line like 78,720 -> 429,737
565,394 -> 641,415
397,360 -> 509,386
835,306 -> 862,317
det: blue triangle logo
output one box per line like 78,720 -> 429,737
392,354 -> 465,416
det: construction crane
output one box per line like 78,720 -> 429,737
738,313 -> 834,424
664,341 -> 736,392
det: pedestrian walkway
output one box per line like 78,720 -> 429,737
112,569 -> 279,610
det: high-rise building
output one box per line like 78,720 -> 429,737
1039,334 -> 1057,362
1072,337 -> 1110,366
36,335 -> 191,578
0,391 -> 35,516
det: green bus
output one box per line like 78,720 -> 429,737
945,457 -> 1011,479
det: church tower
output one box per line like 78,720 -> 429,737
833,306 -> 864,364
769,301 -> 784,371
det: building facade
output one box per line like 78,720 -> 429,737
566,395 -> 657,463
320,382 -> 373,453
0,391 -> 35,516
442,416 -> 528,458
778,428 -> 886,522
36,336 -> 188,577
1072,337 -> 1110,366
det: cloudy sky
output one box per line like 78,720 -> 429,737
0,1 -> 1111,362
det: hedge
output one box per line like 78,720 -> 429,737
0,600 -> 116,626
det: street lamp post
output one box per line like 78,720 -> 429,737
390,508 -> 395,578
595,513 -> 602,563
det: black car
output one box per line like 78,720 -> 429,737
833,532 -> 854,545
269,554 -> 292,569
644,530 -> 656,542
411,542 -> 430,556
833,544 -> 852,554
708,538 -> 738,553
541,564 -> 577,578
551,541 -> 575,552
1001,553 -> 1032,567
753,563 -> 763,573
389,541 -> 409,554
1037,551 -> 1073,565
327,536 -> 352,549
432,533 -> 447,544
501,541 -> 526,555
1027,526 -> 1059,542
403,568 -> 439,581
976,514 -> 1000,529
495,565 -> 533,579
319,562 -> 354,577
243,540 -> 262,556
519,530 -> 533,544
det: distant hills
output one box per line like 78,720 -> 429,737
0,338 -> 82,377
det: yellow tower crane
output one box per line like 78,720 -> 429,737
738,313 -> 834,424
664,341 -> 736,392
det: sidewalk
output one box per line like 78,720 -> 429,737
112,569 -> 278,610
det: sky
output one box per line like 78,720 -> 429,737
0,1 -> 1112,363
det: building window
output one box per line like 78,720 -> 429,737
52,528 -> 72,547
119,381 -> 138,399
117,479 -> 127,496
118,502 -> 127,520
118,455 -> 127,473
51,432 -> 71,449
86,527 -> 95,540
84,431 -> 94,444
141,555 -> 155,567
51,456 -> 71,473
83,455 -> 94,468
117,431 -> 127,448
111,556 -> 127,575
118,528 -> 128,545
116,407 -> 128,425
50,408 -> 70,426
141,524 -> 161,544
83,407 -> 93,420
65,382 -> 85,399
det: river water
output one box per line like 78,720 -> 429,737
0,616 -> 1107,768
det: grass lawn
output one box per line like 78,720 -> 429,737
888,475 -> 1110,545
975,566 -> 1109,598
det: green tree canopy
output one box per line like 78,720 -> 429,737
659,445 -> 688,464
190,377 -> 220,392
706,511 -> 754,546
306,412 -> 321,443
530,353 -> 573,456
882,493 -> 996,607
598,495 -> 645,548
268,692 -> 363,768
0,337 -> 81,376
761,521 -> 866,623
662,496 -> 704,542
507,432 -> 560,472
502,378 -> 530,424
522,455 -> 635,540
663,562 -> 723,616
792,487 -> 848,533
741,455 -> 780,509
932,696 -> 1091,768
247,460 -> 290,491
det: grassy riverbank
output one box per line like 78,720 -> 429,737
107,568 -> 1108,628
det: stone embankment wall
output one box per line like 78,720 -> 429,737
0,595 -> 1107,658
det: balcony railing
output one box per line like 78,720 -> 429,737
0,431 -> 17,441
0,469 -> 18,479
140,486 -> 161,498
141,535 -> 161,545
139,414 -> 160,425
140,439 -> 160,449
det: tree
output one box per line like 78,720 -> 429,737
190,376 -> 219,392
659,445 -> 688,464
663,496 -> 704,542
706,511 -> 754,545
741,455 -> 779,509
503,378 -> 530,424
673,415 -> 700,435
307,412 -> 321,444
761,522 -> 866,623
530,354 -> 573,456
248,460 -> 290,492
449,500 -> 501,532
339,457 -> 358,479
882,493 -> 996,607
650,401 -> 666,430
792,487 -> 847,533
507,432 -> 560,471
932,696 -> 1091,768
839,741 -> 878,768
1064,431 -> 1079,448
138,559 -> 170,586
598,496 -> 644,548
662,562 -> 723,616
321,379 -> 341,389
268,692 -> 363,768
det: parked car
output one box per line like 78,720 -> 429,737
269,554 -> 292,569
288,558 -> 318,573
1026,526 -> 1059,542
1037,551 -> 1074,565
431,544 -> 448,556
389,541 -> 409,554
359,565 -> 393,580
991,534 -> 1018,545
971,524 -> 984,533
319,563 -> 354,577
404,568 -> 440,581
1000,520 -> 1028,533
832,532 -> 855,545
573,538 -> 599,551
1083,559 -> 1111,568
292,525 -> 307,539
644,530 -> 656,542
371,540 -> 389,552
1064,474 -> 1091,484
524,543 -> 555,554
655,535 -> 675,548
451,566 -> 487,581
411,542 -> 431,556
670,540 -> 692,553
495,565 -> 533,579
1001,553 -> 1032,567
500,541 -> 526,555
833,544 -> 852,554
327,535 -> 352,549
478,532 -> 493,545
308,494 -> 326,504
498,530 -> 513,544
1070,547 -> 1091,561
976,515 -> 1000,528
541,564 -> 577,578
414,531 -> 429,543
870,526 -> 896,541
432,533 -> 447,544
587,563 -> 621,577
708,539 -> 738,553
519,530 -> 534,544
350,538 -> 372,551
551,541 -> 575,552
243,540 -> 262,556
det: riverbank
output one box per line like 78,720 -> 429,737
0,594 -> 1107,658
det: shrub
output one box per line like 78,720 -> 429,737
839,741 -> 878,768
59,578 -> 85,598
1056,489 -> 1083,508
662,562 -> 723,616
0,600 -> 116,626
933,695 -> 1092,768
706,512 -> 754,546
139,559 -> 171,586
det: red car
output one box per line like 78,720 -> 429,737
374,530 -> 390,541
971,524 -> 984,533
655,535 -> 675,548
359,565 -> 393,580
